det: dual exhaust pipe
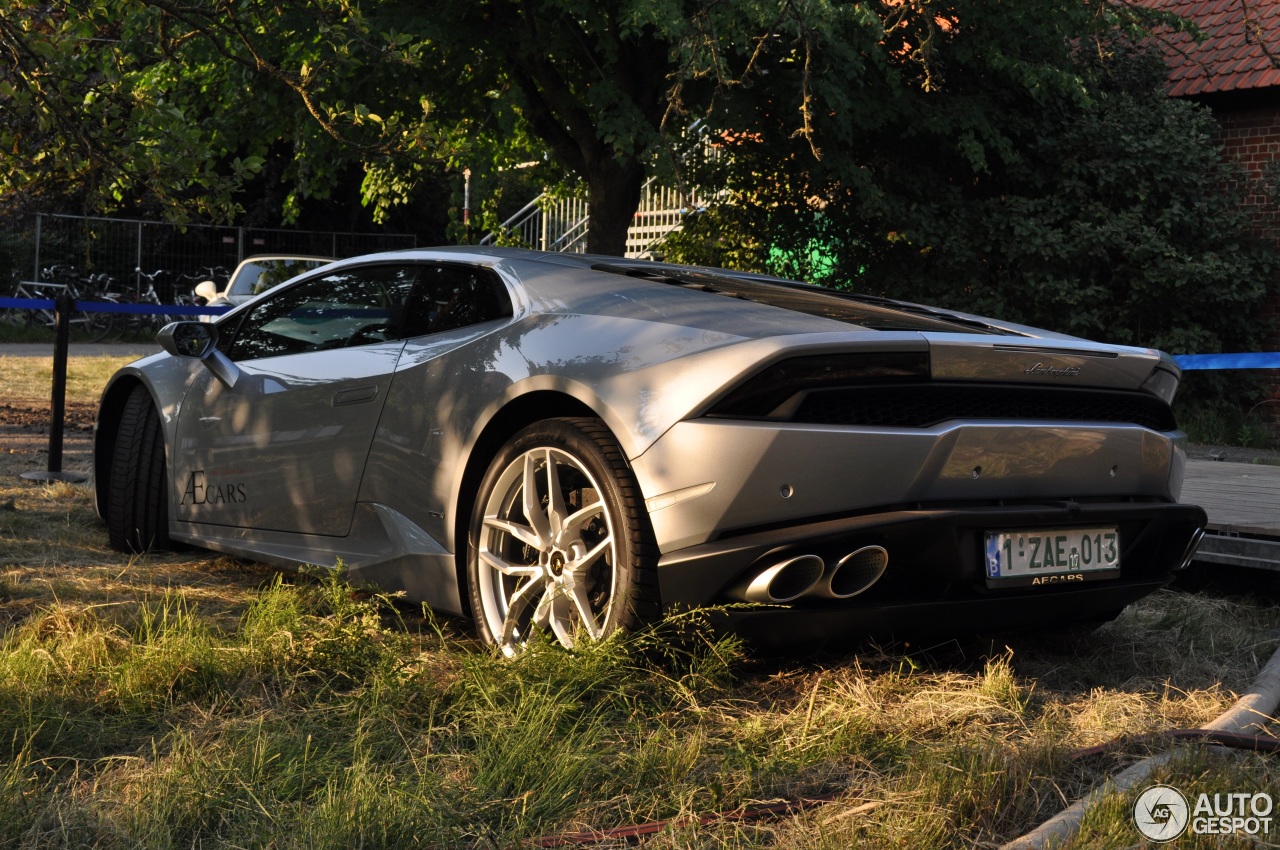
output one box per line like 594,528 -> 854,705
735,546 -> 889,604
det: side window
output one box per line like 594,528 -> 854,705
225,265 -> 418,361
402,264 -> 513,338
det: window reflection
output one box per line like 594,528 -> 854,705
403,265 -> 512,337
229,266 -> 416,361
224,262 -> 513,362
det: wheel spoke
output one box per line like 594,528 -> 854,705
483,516 -> 542,551
546,592 -> 575,648
569,583 -> 603,640
568,535 -> 613,575
544,448 -> 568,539
479,547 -> 540,578
532,584 -> 556,629
522,453 -> 551,546
562,501 -> 605,540
500,577 -> 545,648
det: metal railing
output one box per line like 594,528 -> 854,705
480,176 -> 709,258
480,193 -> 591,252
1,212 -> 417,303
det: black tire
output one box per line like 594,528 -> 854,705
467,417 -> 660,654
106,384 -> 171,553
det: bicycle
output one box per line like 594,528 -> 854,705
111,267 -> 175,339
9,278 -> 118,342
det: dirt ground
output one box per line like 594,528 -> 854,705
0,400 -> 96,479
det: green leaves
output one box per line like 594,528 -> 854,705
664,5 -> 1276,403
0,0 -> 249,221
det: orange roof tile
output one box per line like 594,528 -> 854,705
1135,0 -> 1280,96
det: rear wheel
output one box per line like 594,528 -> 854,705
106,384 -> 171,552
467,418 -> 659,655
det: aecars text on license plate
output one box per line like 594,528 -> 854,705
984,527 -> 1121,587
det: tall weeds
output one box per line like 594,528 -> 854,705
0,545 -> 1276,847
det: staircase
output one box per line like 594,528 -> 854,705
479,176 -> 705,259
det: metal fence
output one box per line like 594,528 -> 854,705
0,212 -> 417,303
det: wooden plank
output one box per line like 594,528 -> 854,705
1195,533 -> 1280,572
1181,460 -> 1280,534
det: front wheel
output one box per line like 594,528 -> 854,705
105,384 -> 171,553
467,418 -> 659,655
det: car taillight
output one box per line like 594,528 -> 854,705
1139,364 -> 1180,406
708,351 -> 930,419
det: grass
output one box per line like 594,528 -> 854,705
0,353 -> 138,405
1,355 -> 1279,848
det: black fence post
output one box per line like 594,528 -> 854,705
20,292 -> 89,484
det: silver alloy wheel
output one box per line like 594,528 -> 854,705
475,445 -> 619,655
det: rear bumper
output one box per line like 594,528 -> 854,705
720,579 -> 1168,648
656,500 -> 1207,637
632,419 -> 1187,553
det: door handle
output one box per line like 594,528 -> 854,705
332,385 -> 379,407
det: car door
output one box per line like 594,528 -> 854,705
173,263 -> 418,536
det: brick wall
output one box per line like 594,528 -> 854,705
1217,107 -> 1280,240
1214,106 -> 1280,433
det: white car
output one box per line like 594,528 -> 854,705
194,255 -> 332,319
103,247 -> 1206,653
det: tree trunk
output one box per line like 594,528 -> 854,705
584,158 -> 647,256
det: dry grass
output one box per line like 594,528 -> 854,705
0,353 -> 136,406
2,353 -> 270,630
1,354 -> 1279,848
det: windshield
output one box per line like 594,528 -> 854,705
228,258 -> 329,298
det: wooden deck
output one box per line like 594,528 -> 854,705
1181,459 -> 1280,571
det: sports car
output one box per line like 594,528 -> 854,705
94,247 -> 1207,652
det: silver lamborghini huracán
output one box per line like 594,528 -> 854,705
94,248 -> 1206,652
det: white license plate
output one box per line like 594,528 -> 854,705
985,527 -> 1120,580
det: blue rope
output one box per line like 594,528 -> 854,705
1173,353 -> 1280,371
0,297 -> 229,316
0,297 -> 54,310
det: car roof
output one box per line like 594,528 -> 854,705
285,247 -> 1046,338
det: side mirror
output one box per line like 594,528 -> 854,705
194,280 -> 219,304
156,321 -> 240,388
157,321 -> 217,358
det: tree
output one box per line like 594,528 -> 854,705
0,0 -> 1214,261
2,0 -> 690,251
662,3 -> 1275,365
0,1 -> 262,220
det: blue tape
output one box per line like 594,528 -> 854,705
0,297 -> 55,310
0,297 -> 229,316
1174,353 -> 1280,370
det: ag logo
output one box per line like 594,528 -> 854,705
1135,784 -> 1190,842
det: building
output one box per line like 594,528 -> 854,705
1139,0 -> 1280,431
